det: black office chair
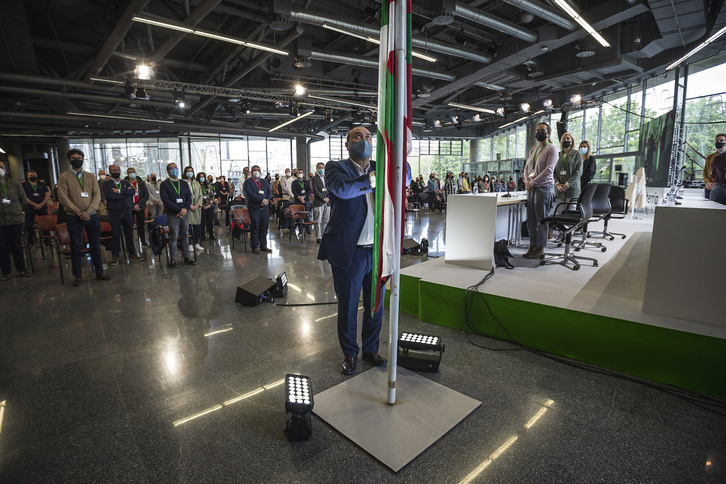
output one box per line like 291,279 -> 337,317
589,185 -> 629,240
540,183 -> 599,270
573,183 -> 611,252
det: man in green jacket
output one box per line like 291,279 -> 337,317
0,161 -> 32,280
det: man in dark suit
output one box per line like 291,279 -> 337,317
242,164 -> 273,254
311,162 -> 330,244
125,167 -> 150,247
318,126 -> 387,375
104,164 -> 143,265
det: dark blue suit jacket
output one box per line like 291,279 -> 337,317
317,158 -> 375,270
242,177 -> 272,209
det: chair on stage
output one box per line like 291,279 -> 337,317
230,208 -> 251,252
590,185 -> 629,240
540,183 -> 599,270
573,183 -> 611,253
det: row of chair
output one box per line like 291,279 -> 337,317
540,183 -> 629,270
229,204 -> 315,253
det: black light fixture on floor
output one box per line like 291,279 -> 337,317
398,332 -> 445,372
284,374 -> 314,441
272,271 -> 288,298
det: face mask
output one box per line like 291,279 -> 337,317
198,176 -> 205,182
0,168 -> 5,178
29,176 -> 37,182
70,159 -> 83,169
111,172 -> 120,179
285,172 -> 290,177
580,147 -> 588,155
129,173 -> 137,180
151,177 -> 157,182
250,170 -> 259,179
562,140 -> 572,148
317,169 -> 325,176
348,139 -> 373,159
275,176 -> 280,180
186,171 -> 194,179
297,173 -> 303,179
716,141 -> 725,149
170,168 -> 179,178
535,131 -> 548,142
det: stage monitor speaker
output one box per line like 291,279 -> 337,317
402,238 -> 419,251
235,276 -> 276,307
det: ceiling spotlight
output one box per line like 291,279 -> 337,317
132,88 -> 149,100
496,107 -> 505,117
290,104 -> 299,117
134,64 -> 153,80
542,99 -> 554,109
473,114 -> 483,122
520,103 -> 531,113
294,84 -> 307,97
570,94 -> 582,105
417,90 -> 431,98
173,90 -> 186,109
292,56 -> 311,69
269,14 -> 291,32
576,45 -> 596,58
450,114 -> 461,124
433,119 -> 442,128
432,9 -> 454,26
275,101 -> 288,108
324,109 -> 333,122
528,67 -> 544,78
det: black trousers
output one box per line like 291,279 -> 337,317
201,206 -> 215,237
132,208 -> 146,244
24,206 -> 48,244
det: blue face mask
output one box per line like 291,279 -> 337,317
579,147 -> 588,155
170,168 -> 179,178
317,168 -> 325,176
348,139 -> 373,159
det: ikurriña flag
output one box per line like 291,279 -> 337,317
372,0 -> 412,314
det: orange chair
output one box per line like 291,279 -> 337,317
230,208 -> 251,252
55,223 -> 91,284
35,213 -> 58,260
288,204 -> 314,243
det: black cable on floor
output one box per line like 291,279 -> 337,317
274,301 -> 338,307
463,267 -> 726,416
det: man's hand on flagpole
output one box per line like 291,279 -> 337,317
369,171 -> 376,189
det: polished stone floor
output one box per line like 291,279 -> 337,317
0,211 -> 724,483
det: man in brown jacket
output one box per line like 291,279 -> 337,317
57,149 -> 110,287
0,160 -> 32,280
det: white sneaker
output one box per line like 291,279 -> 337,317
188,245 -> 194,252
195,243 -> 204,251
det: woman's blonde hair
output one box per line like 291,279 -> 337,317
579,140 -> 592,158
560,132 -> 576,150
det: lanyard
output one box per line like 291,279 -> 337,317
296,179 -> 305,189
76,172 -> 85,190
30,182 -> 38,192
560,152 -> 567,171
532,142 -> 549,169
170,179 -> 181,197
253,178 -> 262,190
113,179 -> 122,190
1,181 -> 7,199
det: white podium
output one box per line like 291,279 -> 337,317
444,194 -> 498,270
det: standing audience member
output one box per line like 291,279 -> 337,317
0,161 -> 32,280
318,126 -> 387,375
523,122 -> 558,260
312,162 -> 331,244
199,172 -> 216,241
184,166 -> 204,252
291,169 -> 313,235
160,163 -> 195,268
507,176 -> 516,192
21,169 -> 50,246
482,175 -> 491,192
709,151 -> 726,205
215,176 -> 230,227
57,149 -> 109,286
280,168 -> 293,201
457,173 -> 464,193
426,173 -> 439,211
126,167 -> 149,247
462,173 -> 471,193
555,133 -> 584,203
243,165 -> 273,253
97,170 -> 107,203
704,133 -> 726,199
579,141 -> 596,187
104,164 -> 143,265
444,172 -> 457,202
146,173 -> 163,220
272,174 -> 283,199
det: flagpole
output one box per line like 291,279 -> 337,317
386,0 -> 406,405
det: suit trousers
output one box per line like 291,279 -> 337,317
132,208 -> 146,244
248,205 -> 269,249
331,247 -> 387,358
201,206 -> 215,237
24,206 -> 47,244
109,209 -> 136,257
167,212 -> 190,261
0,223 -> 26,275
313,204 -> 330,239
66,214 -> 104,277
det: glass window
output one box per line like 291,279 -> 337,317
478,138 -> 492,162
492,135 -> 507,161
516,125 -> 527,159
508,130 -> 516,158
583,107 -> 599,150
567,112 -> 583,145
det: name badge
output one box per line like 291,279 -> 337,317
560,170 -> 567,176
322,188 -> 327,192
258,190 -> 264,194
176,198 -> 183,203
301,190 -> 305,194
81,192 -> 89,198
33,193 -> 39,197
2,199 -> 10,204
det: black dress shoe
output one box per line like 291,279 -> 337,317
341,357 -> 357,375
184,258 -> 196,265
362,353 -> 387,367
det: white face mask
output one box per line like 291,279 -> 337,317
253,170 -> 260,178
0,168 -> 5,178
